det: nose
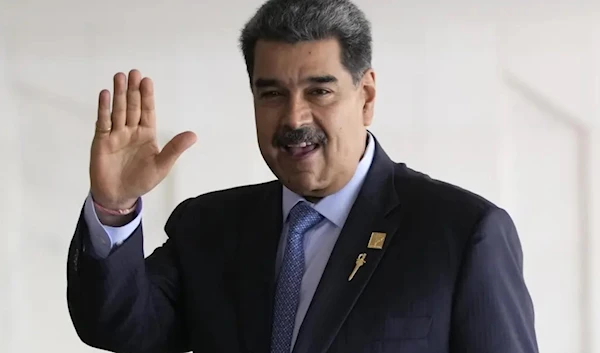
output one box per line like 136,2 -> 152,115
283,94 -> 312,130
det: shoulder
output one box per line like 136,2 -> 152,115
165,180 -> 280,230
189,180 -> 279,207
391,162 -> 502,230
387,163 -> 520,263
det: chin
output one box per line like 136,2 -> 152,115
282,174 -> 323,196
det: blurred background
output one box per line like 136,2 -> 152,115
0,0 -> 599,352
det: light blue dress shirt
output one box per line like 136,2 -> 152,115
83,132 -> 375,348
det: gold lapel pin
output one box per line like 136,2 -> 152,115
367,232 -> 386,249
348,253 -> 367,281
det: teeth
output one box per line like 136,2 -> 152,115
287,142 -> 308,148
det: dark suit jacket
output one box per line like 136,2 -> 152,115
67,139 -> 539,353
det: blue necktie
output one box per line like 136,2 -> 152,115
271,201 -> 324,353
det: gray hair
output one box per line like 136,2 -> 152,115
239,0 -> 372,85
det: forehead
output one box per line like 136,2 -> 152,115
252,38 -> 348,85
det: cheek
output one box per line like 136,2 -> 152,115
255,111 -> 278,141
318,108 -> 358,141
256,127 -> 273,150
321,117 -> 363,158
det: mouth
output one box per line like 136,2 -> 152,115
281,142 -> 320,160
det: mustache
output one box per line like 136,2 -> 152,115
273,126 -> 328,147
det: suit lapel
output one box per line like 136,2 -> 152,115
236,182 -> 283,353
292,143 -> 402,353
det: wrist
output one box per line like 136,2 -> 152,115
93,200 -> 138,227
91,197 -> 139,227
93,199 -> 137,216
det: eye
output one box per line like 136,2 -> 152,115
310,88 -> 331,96
259,90 -> 282,99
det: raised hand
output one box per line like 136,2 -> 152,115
90,70 -> 196,212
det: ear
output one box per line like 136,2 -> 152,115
361,69 -> 376,126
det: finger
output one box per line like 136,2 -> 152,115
140,77 -> 156,128
111,72 -> 127,130
155,131 -> 197,173
95,89 -> 112,136
126,69 -> 142,126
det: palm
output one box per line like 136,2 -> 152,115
90,70 -> 196,210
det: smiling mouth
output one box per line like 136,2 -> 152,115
281,142 -> 320,159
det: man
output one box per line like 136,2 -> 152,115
66,0 -> 539,352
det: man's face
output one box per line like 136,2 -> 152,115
252,38 -> 376,199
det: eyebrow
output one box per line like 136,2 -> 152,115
254,75 -> 338,88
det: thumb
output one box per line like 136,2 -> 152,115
155,131 -> 197,172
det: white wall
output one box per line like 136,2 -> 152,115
0,1 -> 598,352
0,33 -> 26,353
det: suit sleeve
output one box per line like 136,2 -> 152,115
449,207 -> 539,353
83,193 -> 143,258
66,197 -> 193,353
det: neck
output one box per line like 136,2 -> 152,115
303,195 -> 322,203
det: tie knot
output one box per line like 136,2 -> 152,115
287,201 -> 323,236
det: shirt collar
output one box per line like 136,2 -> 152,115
282,132 -> 376,228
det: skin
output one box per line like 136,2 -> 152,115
252,38 -> 376,201
90,71 -> 197,225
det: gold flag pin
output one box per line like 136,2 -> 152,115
367,232 -> 386,249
